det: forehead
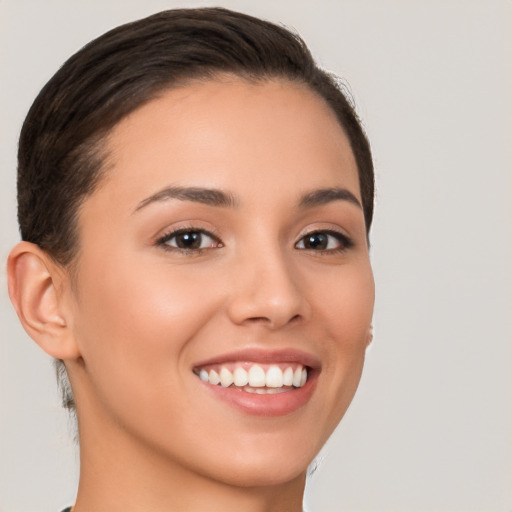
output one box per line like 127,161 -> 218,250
93,78 -> 360,211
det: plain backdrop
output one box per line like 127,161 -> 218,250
1,1 -> 511,511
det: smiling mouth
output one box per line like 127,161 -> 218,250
193,362 -> 308,394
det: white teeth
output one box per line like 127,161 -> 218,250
219,367 -> 234,387
233,367 -> 249,386
292,367 -> 303,387
248,365 -> 266,387
197,363 -> 309,390
283,367 -> 294,386
300,368 -> 307,387
208,369 -> 221,385
243,386 -> 288,394
265,366 -> 283,388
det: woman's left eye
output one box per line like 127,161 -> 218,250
295,230 -> 352,252
157,229 -> 221,252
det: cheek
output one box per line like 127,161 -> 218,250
313,259 -> 374,340
309,261 -> 374,416
69,255 -> 224,400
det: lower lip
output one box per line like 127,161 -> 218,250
198,372 -> 318,417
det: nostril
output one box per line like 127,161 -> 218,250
245,313 -> 302,328
246,316 -> 270,324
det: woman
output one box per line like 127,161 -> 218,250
7,8 -> 374,512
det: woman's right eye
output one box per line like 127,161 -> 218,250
157,229 -> 222,252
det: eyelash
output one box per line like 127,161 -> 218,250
156,227 -> 353,255
295,229 -> 354,253
156,227 -> 223,255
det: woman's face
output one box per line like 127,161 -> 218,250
65,78 -> 374,487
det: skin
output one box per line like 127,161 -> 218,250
8,78 -> 374,512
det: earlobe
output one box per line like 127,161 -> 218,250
7,241 -> 80,360
366,325 -> 374,350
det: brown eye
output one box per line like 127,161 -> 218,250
158,229 -> 221,252
295,230 -> 352,252
174,231 -> 203,249
302,233 -> 328,250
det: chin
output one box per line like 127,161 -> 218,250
212,457 -> 310,489
194,434 -> 318,488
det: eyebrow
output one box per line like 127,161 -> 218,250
134,186 -> 237,212
299,187 -> 362,209
134,185 -> 361,213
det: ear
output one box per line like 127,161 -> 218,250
7,241 -> 81,360
366,324 -> 374,350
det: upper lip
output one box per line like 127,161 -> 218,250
193,348 -> 321,370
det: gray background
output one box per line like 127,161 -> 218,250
1,1 -> 511,511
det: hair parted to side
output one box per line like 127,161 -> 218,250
17,7 -> 374,412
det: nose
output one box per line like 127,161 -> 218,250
226,247 -> 310,329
